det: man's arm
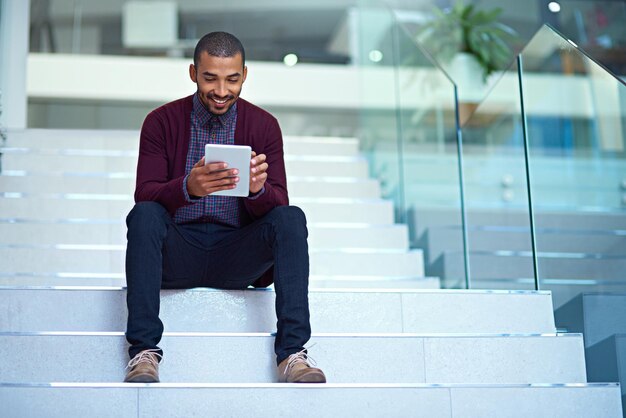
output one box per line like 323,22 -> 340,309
134,111 -> 190,214
243,117 -> 289,219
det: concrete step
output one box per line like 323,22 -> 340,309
0,333 -> 586,384
3,138 -> 359,157
0,247 -> 424,277
439,251 -> 626,282
404,184 -> 623,210
0,274 -> 439,289
0,151 -> 370,178
4,130 -> 360,156
375,151 -> 626,186
283,136 -> 360,156
0,222 -> 410,249
309,276 -> 440,289
411,208 -> 626,238
421,226 -> 626,264
4,129 -> 140,149
0,174 -> 381,199
441,276 -> 626,311
555,293 -> 626,407
0,383 -> 620,418
0,288 -> 555,334
0,196 -> 395,224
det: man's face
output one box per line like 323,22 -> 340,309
190,52 -> 247,115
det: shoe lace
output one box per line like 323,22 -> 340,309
126,349 -> 163,370
284,345 -> 318,376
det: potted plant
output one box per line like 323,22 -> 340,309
418,1 -> 518,113
419,1 -> 518,80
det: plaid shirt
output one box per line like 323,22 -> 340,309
173,94 -> 241,227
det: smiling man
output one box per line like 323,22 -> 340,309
123,32 -> 325,384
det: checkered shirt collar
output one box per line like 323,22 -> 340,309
192,92 -> 237,127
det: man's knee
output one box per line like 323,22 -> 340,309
266,205 -> 307,237
269,205 -> 306,225
126,201 -> 170,230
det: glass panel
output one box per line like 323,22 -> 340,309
356,2 -> 403,215
28,0 -> 352,64
519,24 -> 626,310
461,59 -> 535,291
358,1 -> 468,289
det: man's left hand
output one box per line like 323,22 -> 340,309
250,152 -> 268,194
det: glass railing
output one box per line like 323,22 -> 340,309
356,0 -> 468,288
462,24 -> 626,298
458,58 -> 536,291
519,24 -> 626,306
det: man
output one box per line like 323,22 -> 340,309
123,32 -> 325,384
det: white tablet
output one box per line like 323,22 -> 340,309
204,144 -> 251,197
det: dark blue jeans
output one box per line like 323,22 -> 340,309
125,201 -> 311,365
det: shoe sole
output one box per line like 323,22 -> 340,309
124,374 -> 160,383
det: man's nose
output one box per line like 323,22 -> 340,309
214,81 -> 228,98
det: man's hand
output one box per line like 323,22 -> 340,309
250,152 -> 268,194
186,157 -> 239,198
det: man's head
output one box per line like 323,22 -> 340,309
190,32 -> 247,115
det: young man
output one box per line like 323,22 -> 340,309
123,32 -> 325,384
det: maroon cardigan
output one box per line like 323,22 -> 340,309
134,95 -> 289,287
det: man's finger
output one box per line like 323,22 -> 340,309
251,153 -> 266,166
205,162 -> 229,173
251,172 -> 268,183
193,157 -> 206,168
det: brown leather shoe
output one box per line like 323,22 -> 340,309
124,349 -> 162,383
278,350 -> 326,383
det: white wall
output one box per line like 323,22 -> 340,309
0,0 -> 30,129
27,52 -> 607,118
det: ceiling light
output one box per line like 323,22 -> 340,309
283,53 -> 298,66
369,50 -> 383,63
548,2 -> 561,13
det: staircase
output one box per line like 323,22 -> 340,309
0,129 -> 621,417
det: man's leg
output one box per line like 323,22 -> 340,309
125,202 -> 210,359
200,205 -> 312,365
125,201 -> 170,360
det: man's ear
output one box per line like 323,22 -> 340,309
189,64 -> 197,83
242,66 -> 248,83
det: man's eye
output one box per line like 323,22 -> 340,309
228,78 -> 239,83
204,78 -> 216,82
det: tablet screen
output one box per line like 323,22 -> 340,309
204,144 -> 251,197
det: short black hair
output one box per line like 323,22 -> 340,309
193,32 -> 245,67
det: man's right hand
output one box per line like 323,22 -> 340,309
186,157 -> 239,198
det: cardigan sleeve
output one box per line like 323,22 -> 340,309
134,110 -> 190,215
242,116 -> 289,219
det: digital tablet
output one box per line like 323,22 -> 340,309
205,144 -> 251,197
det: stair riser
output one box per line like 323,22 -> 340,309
5,133 -> 359,154
3,130 -> 140,149
0,248 -> 424,277
0,176 -> 381,199
308,277 -> 440,289
0,199 -> 395,224
0,276 -> 437,288
411,208 -> 626,237
1,155 -> 370,178
0,289 -> 555,334
441,252 -> 626,281
0,335 -> 586,383
0,223 -> 410,249
284,140 -> 359,156
0,386 -> 621,418
423,227 -> 626,265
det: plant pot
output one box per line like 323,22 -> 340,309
444,52 -> 489,124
